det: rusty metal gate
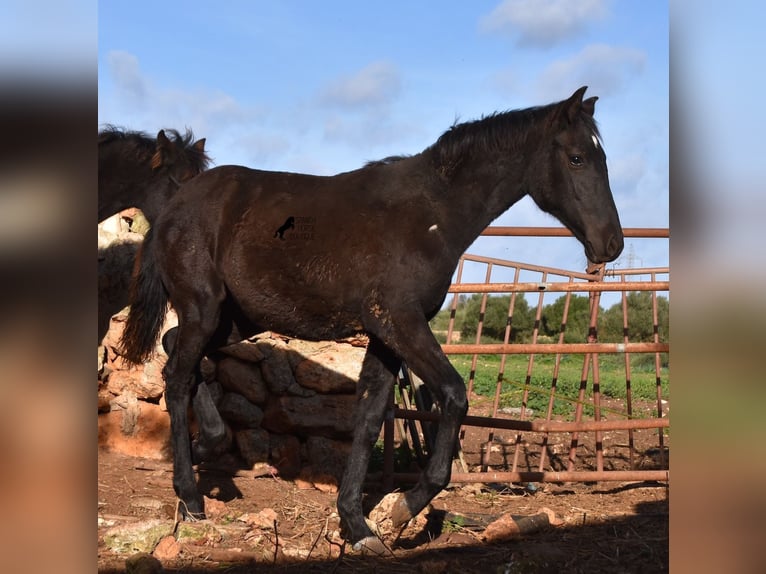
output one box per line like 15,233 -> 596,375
380,226 -> 669,488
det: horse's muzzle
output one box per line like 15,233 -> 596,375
586,232 -> 624,264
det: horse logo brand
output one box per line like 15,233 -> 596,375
274,216 -> 315,240
273,216 -> 295,239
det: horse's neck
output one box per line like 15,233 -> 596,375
98,157 -> 164,223
432,152 -> 530,254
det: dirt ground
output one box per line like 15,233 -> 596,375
97,398 -> 669,573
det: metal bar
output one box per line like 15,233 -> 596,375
382,227 -> 670,487
487,266 -> 522,450
391,470 -> 669,483
621,276 -> 636,468
383,388 -> 395,492
651,271 -> 668,469
466,264 -> 494,398
393,408 -> 669,432
538,278 -> 574,472
460,252 -> 669,280
590,282 -> 604,473
480,226 -> 669,238
442,342 -> 668,354
445,258 -> 464,345
449,281 -> 669,293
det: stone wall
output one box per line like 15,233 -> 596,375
98,309 -> 368,485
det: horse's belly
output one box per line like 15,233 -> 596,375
225,281 -> 365,341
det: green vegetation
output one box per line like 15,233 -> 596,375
429,292 -> 670,418
431,292 -> 669,345
442,514 -> 466,533
449,352 -> 668,418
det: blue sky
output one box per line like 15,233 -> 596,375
98,1 -> 669,304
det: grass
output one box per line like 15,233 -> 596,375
448,351 -> 669,418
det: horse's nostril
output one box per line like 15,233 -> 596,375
607,234 -> 624,258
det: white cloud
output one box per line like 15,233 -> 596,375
101,50 -> 267,165
535,44 -> 645,99
106,51 -> 148,103
480,0 -> 610,48
608,152 -> 647,192
320,60 -> 401,109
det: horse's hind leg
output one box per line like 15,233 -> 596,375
163,293 -> 224,519
336,336 -> 400,551
368,308 -> 468,530
163,327 -> 227,464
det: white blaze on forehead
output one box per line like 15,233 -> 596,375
591,134 -> 600,149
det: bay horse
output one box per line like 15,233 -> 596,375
121,87 -> 623,553
98,126 -> 209,223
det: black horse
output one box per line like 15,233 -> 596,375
98,126 -> 210,341
121,87 -> 623,553
98,126 -> 209,223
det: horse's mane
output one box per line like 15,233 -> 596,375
98,125 -> 211,171
427,102 -> 601,177
364,155 -> 412,168
98,125 -> 153,147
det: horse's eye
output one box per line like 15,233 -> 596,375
569,155 -> 584,167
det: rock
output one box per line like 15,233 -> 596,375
262,394 -> 357,439
131,210 -> 151,235
117,391 -> 141,435
103,519 -> 174,554
218,338 -> 267,363
296,467 -> 339,493
126,552 -> 164,574
234,428 -> 270,467
238,508 -> 278,529
98,385 -> 112,413
106,360 -> 166,401
292,342 -> 365,394
216,357 -> 269,405
304,436 -> 351,482
218,392 -> 264,428
269,434 -> 301,478
368,492 -> 408,538
98,401 -> 171,460
203,496 -> 228,519
257,338 -> 309,396
176,521 -> 223,545
152,535 -> 180,561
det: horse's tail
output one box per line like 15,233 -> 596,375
119,228 -> 169,365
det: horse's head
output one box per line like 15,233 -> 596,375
151,129 -> 210,187
528,86 -> 624,264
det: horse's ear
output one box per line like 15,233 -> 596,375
582,96 -> 598,117
562,86 -> 588,123
152,130 -> 171,170
157,129 -> 171,148
193,138 -> 206,153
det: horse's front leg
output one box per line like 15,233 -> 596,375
371,308 -> 468,530
336,337 -> 399,553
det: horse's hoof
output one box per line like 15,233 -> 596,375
351,535 -> 390,556
176,499 -> 206,522
390,495 -> 414,529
